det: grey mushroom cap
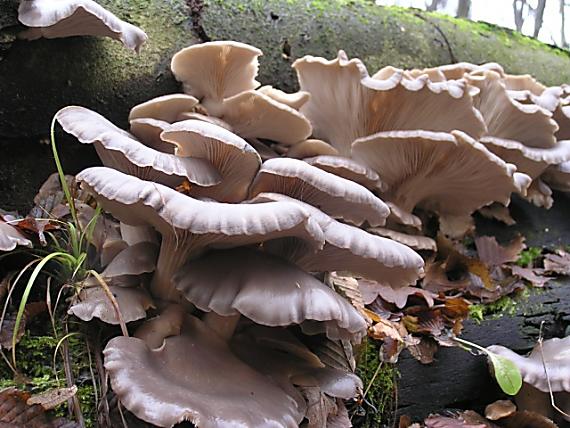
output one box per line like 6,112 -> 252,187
56,106 -> 222,189
18,0 -> 147,52
173,248 -> 367,342
129,118 -> 174,154
250,193 -> 424,289
161,119 -> 261,202
352,130 -> 531,216
100,241 -> 158,280
104,315 -> 305,428
250,157 -> 390,227
0,221 -> 32,251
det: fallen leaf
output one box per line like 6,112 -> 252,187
478,203 -> 516,226
329,273 -> 367,319
510,266 -> 552,287
27,386 -> 77,410
0,312 -> 26,350
475,236 -> 526,267
424,413 -> 488,428
407,336 -> 438,364
484,400 -> 516,421
422,261 -> 470,294
544,250 -> 570,276
326,399 -> 352,428
300,386 -> 337,428
0,388 -> 79,428
369,318 -> 407,363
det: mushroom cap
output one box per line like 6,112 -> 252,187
286,139 -> 340,159
466,71 -> 558,148
293,50 -> 486,155
502,73 -> 547,95
76,167 -> 325,252
524,179 -> 554,209
0,221 -> 32,251
487,336 -> 570,393
18,0 -> 147,52
173,248 -> 367,342
251,193 -> 424,289
100,241 -> 158,280
219,90 -> 312,145
128,94 -> 199,123
484,400 -> 517,421
160,119 -> 261,202
303,155 -> 384,191
250,157 -> 389,227
257,86 -> 310,110
68,285 -> 154,324
542,160 -> 570,192
352,130 -> 531,216
104,315 -> 304,428
129,118 -> 174,153
171,41 -> 262,102
368,227 -> 437,252
480,137 -> 570,180
56,106 -> 222,189
385,201 -> 422,230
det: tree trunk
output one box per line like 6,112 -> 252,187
456,0 -> 471,18
426,0 -> 446,12
513,0 -> 526,32
533,0 -> 546,38
561,0 -> 568,48
2,0 -> 570,211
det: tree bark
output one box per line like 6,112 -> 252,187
561,0 -> 568,48
533,0 -> 546,38
513,0 -> 527,31
426,0 -> 447,12
456,0 -> 471,18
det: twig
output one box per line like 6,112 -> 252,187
62,319 -> 85,428
538,321 -> 570,419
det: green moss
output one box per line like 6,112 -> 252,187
354,339 -> 398,427
0,332 -> 96,427
516,247 -> 543,267
469,287 -> 534,323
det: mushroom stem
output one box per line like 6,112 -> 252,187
134,304 -> 186,349
203,312 -> 241,341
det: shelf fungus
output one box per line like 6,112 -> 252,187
18,0 -> 147,52
0,220 -> 32,251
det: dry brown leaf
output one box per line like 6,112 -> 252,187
544,250 -> 570,276
510,265 -> 552,287
484,400 -> 516,421
27,386 -> 77,410
0,388 -> 79,428
478,204 -> 516,226
424,413 -> 489,428
326,399 -> 352,428
329,273 -> 367,318
0,312 -> 26,350
369,318 -> 408,363
422,261 -> 471,294
475,235 -> 526,267
300,386 -> 338,428
407,336 -> 439,364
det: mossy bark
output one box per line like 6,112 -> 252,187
1,0 -> 570,209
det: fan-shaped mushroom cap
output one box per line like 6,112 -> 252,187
286,139 -> 339,159
542,161 -> 570,192
104,315 -> 304,428
439,62 -> 505,80
56,107 -> 221,189
69,285 -> 154,324
119,223 -> 158,246
219,90 -> 312,145
171,41 -> 262,103
293,51 -> 486,155
77,167 -> 325,300
480,137 -> 570,180
18,0 -> 147,52
525,179 -> 554,209
352,130 -> 531,216
466,71 -> 558,148
304,155 -> 384,191
251,158 -> 389,226
128,94 -> 199,123
173,248 -> 367,342
0,221 -> 32,251
251,193 -> 424,289
502,74 -> 547,95
129,118 -> 173,153
368,227 -> 436,252
160,119 -> 261,202
175,112 -> 234,132
100,242 -> 158,281
385,202 -> 422,230
258,86 -> 310,110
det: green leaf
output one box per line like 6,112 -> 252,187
488,352 -> 523,395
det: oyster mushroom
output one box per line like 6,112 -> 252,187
293,50 -> 486,155
76,167 -> 325,302
0,221 -> 32,251
303,155 -> 384,191
104,312 -> 305,428
351,130 -> 531,218
55,106 -> 222,190
488,337 -> 570,423
286,139 -> 340,159
18,0 -> 147,52
128,94 -> 200,123
258,86 -> 310,110
172,248 -> 367,342
250,158 -> 389,227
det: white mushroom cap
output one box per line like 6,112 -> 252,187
0,221 -> 32,251
129,118 -> 174,153
293,50 -> 486,155
171,41 -> 262,103
173,248 -> 367,342
352,130 -> 531,216
128,94 -> 199,123
542,160 -> 570,192
368,227 -> 436,252
18,0 -> 147,52
258,86 -> 310,110
250,157 -> 389,227
160,119 -> 261,202
104,314 -> 305,428
303,155 -> 384,191
286,139 -> 340,159
56,106 -> 222,189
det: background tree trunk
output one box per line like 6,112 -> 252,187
456,0 -> 471,18
561,0 -> 568,48
533,0 -> 546,38
426,0 -> 447,12
513,0 -> 527,31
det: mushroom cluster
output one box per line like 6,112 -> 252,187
57,43 -> 426,425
